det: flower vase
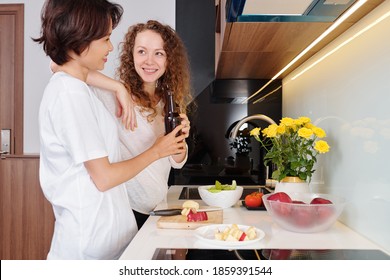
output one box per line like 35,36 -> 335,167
274,176 -> 310,195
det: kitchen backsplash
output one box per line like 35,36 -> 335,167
283,1 -> 390,252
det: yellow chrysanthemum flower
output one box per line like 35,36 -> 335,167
276,124 -> 286,135
298,127 -> 313,139
263,124 -> 278,137
312,127 -> 326,138
280,117 -> 294,128
250,116 -> 330,182
297,116 -> 311,125
305,123 -> 314,129
250,127 -> 261,136
261,127 -> 269,137
293,119 -> 302,126
314,140 -> 330,153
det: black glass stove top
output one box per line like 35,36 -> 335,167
152,248 -> 390,260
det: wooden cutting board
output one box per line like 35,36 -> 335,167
157,210 -> 223,229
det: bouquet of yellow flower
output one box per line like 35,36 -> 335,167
250,116 -> 330,182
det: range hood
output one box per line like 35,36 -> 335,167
226,0 -> 355,22
210,79 -> 282,104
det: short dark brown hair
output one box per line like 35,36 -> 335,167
33,0 -> 123,65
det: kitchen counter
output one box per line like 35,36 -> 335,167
120,185 -> 389,260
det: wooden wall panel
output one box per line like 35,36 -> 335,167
0,155 -> 54,260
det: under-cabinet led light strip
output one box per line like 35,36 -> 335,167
241,0 -> 367,104
253,85 -> 282,104
291,9 -> 390,80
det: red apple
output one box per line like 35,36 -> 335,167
316,206 -> 335,222
239,232 -> 247,241
267,192 -> 293,216
292,200 -> 305,204
310,197 -> 332,204
310,197 -> 334,222
267,192 -> 292,203
292,206 -> 316,227
186,209 -> 208,222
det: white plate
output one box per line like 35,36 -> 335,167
194,224 -> 265,247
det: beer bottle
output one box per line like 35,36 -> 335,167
164,90 -> 182,135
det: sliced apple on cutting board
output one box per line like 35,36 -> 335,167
156,200 -> 223,229
156,210 -> 223,229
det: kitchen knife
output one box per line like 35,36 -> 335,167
149,207 -> 222,216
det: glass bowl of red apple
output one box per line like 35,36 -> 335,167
262,192 -> 346,233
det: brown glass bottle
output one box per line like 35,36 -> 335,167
164,91 -> 182,135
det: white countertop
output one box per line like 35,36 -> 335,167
120,185 -> 388,260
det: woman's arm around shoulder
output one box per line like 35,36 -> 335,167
87,71 -> 137,131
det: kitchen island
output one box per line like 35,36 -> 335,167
120,185 -> 389,260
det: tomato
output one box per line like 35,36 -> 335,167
244,192 -> 263,207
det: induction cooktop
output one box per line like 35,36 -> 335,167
152,248 -> 390,260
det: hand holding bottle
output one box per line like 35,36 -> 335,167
164,91 -> 182,135
179,113 -> 190,139
152,125 -> 187,158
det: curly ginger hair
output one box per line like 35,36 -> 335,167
116,20 -> 192,121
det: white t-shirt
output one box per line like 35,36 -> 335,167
94,88 -> 187,214
39,72 -> 137,259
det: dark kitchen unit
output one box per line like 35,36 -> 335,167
169,78 -> 282,186
174,0 -> 282,186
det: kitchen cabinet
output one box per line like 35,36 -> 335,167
0,155 -> 54,259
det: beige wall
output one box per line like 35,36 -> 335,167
283,1 -> 390,252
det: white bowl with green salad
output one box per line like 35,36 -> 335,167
198,180 -> 243,208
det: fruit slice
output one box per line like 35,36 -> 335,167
182,200 -> 200,209
238,232 -> 247,241
245,226 -> 257,240
181,200 -> 200,216
186,209 -> 208,222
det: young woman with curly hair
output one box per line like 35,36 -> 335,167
118,20 -> 192,122
88,20 -> 193,229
